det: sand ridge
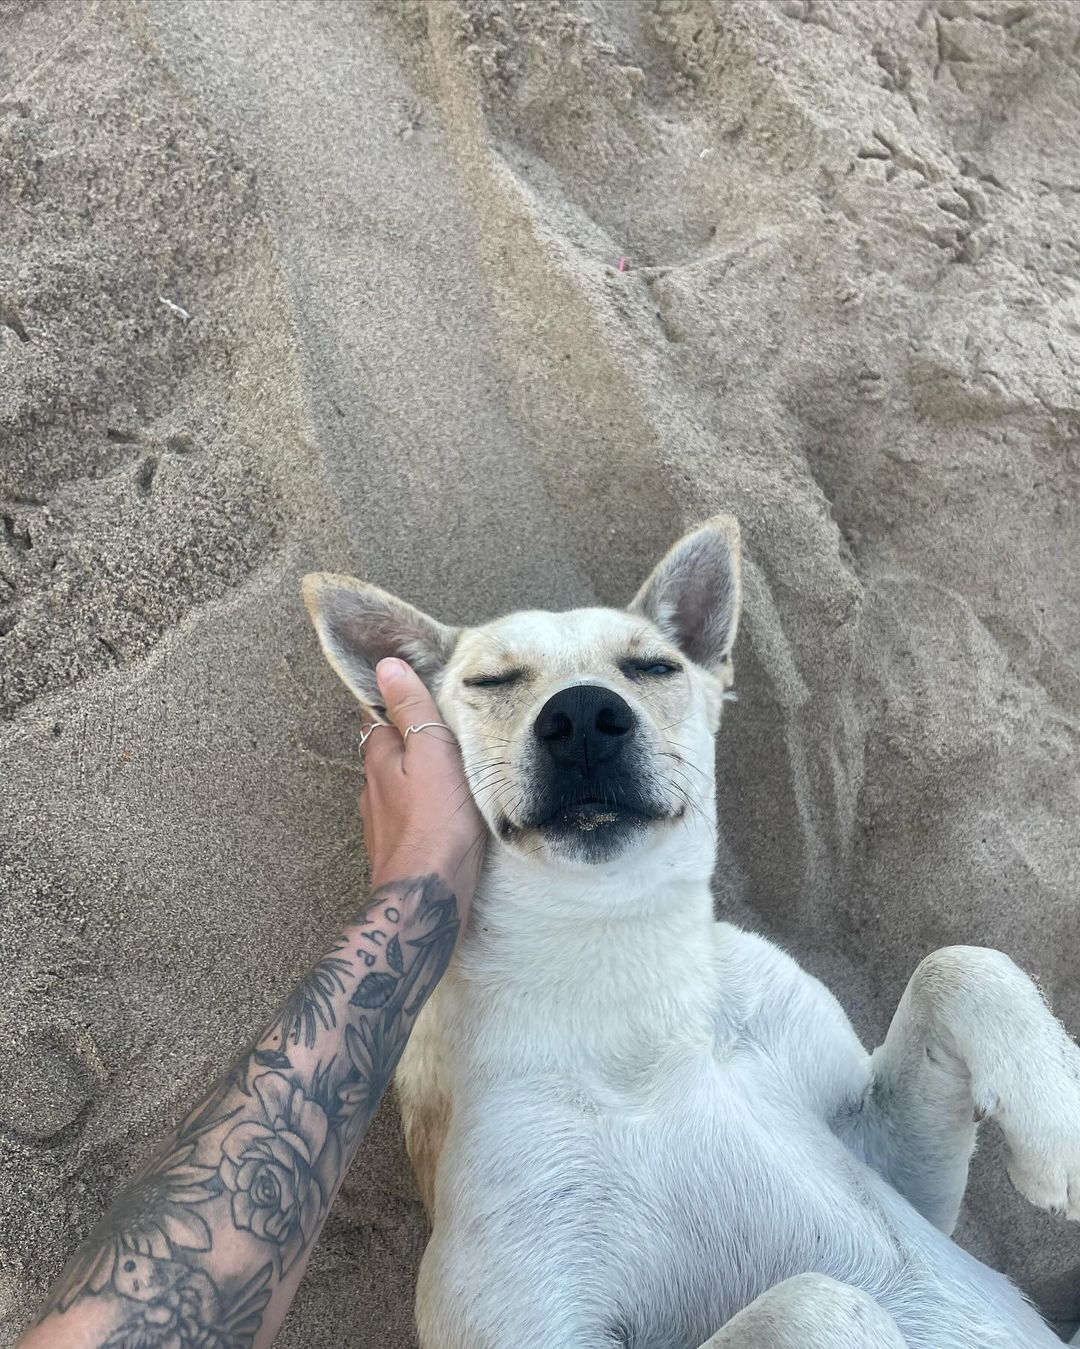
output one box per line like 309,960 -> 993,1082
2,0 -> 1079,1343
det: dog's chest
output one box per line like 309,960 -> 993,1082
441,1051 -> 904,1348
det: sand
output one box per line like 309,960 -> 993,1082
1,0 -> 1079,1343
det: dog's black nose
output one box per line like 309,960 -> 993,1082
533,684 -> 636,771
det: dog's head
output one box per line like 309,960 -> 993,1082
303,516 -> 741,872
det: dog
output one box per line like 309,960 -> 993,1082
304,516 -> 1080,1348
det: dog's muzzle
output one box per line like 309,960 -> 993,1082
517,684 -> 672,852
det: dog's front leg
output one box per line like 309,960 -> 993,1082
838,945 -> 1080,1232
695,1275 -> 907,1347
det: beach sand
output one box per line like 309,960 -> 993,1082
2,0 -> 1079,1342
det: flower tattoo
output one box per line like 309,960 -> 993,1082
218,1073 -> 328,1272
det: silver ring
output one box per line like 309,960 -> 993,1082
403,721 -> 451,742
358,723 -> 390,752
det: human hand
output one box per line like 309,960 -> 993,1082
359,658 -> 486,918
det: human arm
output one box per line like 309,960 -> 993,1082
20,658 -> 484,1349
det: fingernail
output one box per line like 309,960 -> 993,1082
376,657 -> 407,688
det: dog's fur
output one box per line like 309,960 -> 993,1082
305,517 -> 1080,1348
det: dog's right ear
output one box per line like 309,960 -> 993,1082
302,573 -> 459,717
628,515 -> 742,676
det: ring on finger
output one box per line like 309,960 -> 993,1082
358,722 -> 392,752
403,721 -> 452,743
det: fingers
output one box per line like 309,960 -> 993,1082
375,658 -> 441,738
359,658 -> 439,774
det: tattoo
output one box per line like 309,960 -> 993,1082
36,1092 -> 236,1319
100,1260 -> 273,1349
257,945 -> 353,1064
32,875 -> 459,1346
337,888 -> 459,1143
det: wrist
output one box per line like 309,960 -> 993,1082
368,862 -> 465,912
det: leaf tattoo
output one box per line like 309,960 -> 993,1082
270,950 -> 353,1049
351,970 -> 399,1009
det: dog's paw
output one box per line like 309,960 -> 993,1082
998,1063 -> 1080,1220
1004,1139 -> 1080,1219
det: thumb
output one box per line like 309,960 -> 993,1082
376,657 -> 440,734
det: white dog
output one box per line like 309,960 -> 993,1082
305,516 -> 1080,1348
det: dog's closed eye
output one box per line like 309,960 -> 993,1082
621,658 -> 682,680
463,669 -> 527,689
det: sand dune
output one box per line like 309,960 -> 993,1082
2,0 -> 1079,1343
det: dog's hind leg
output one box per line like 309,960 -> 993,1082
695,1275 -> 907,1347
836,945 -> 1080,1234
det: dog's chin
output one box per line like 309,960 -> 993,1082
498,799 -> 685,867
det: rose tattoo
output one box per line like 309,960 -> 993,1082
217,1073 -> 328,1272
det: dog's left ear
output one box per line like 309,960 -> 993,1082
302,573 -> 459,717
628,515 -> 742,673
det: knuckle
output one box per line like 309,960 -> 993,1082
402,691 -> 433,716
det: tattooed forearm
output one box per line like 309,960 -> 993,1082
22,875 -> 459,1349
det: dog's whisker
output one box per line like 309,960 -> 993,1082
657,744 -> 706,777
659,750 -> 708,782
658,712 -> 697,734
667,737 -> 707,760
664,773 -> 708,828
463,766 -> 514,795
473,785 -> 511,815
